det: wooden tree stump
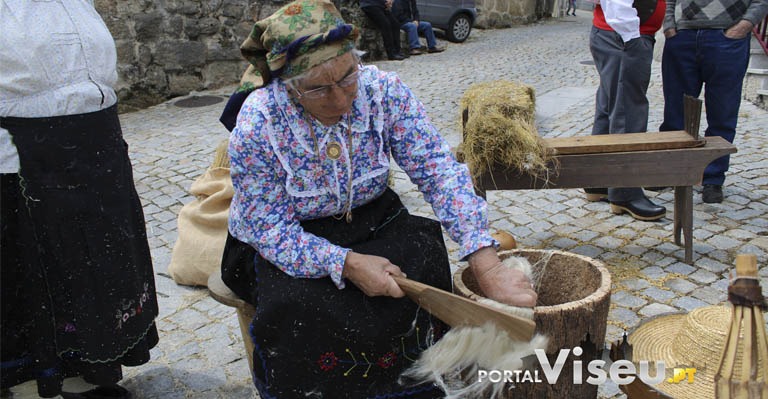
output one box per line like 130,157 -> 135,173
453,249 -> 612,399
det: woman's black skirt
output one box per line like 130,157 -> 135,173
222,188 -> 452,399
0,105 -> 159,397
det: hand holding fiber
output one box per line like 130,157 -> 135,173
469,247 -> 537,307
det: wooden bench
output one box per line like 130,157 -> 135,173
467,97 -> 737,264
207,270 -> 256,373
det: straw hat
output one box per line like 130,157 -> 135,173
627,305 -> 758,399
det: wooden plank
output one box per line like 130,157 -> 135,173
393,276 -> 536,342
477,136 -> 736,191
208,270 -> 248,309
543,131 -> 705,155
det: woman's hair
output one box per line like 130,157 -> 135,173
284,49 -> 365,93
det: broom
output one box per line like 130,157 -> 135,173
715,254 -> 768,398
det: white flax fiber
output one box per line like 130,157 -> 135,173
400,256 -> 549,398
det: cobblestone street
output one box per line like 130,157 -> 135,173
11,12 -> 768,399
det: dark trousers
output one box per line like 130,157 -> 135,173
362,5 -> 402,58
659,29 -> 750,186
566,0 -> 576,13
589,26 -> 655,201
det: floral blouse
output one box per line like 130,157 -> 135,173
229,65 -> 496,288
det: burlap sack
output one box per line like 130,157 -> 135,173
168,167 -> 233,287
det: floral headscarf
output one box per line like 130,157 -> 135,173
238,0 -> 360,92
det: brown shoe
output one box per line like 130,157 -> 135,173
427,47 -> 445,53
409,48 -> 423,56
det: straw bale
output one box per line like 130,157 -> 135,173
458,81 -> 554,181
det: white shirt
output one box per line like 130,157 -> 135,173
601,0 -> 641,42
0,0 -> 118,173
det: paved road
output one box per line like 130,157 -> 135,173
10,12 -> 768,399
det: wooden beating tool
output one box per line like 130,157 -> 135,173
392,276 -> 536,342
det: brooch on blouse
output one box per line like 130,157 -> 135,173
305,113 -> 354,222
326,142 -> 342,160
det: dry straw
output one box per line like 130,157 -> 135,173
457,80 -> 554,182
212,139 -> 230,168
629,306 -> 734,399
628,254 -> 768,399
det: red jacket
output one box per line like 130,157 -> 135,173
593,0 -> 666,35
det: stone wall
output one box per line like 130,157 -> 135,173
475,0 -> 556,28
475,0 -> 537,27
96,0 -> 550,111
95,0 -> 386,111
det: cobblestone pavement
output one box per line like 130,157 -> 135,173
11,12 -> 768,399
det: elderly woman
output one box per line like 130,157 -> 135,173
220,1 -> 536,397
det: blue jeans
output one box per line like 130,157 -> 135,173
400,21 -> 437,49
659,29 -> 750,186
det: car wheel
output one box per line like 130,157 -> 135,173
446,13 -> 472,42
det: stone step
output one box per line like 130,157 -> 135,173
747,68 -> 768,75
749,51 -> 768,69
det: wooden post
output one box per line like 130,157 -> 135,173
683,95 -> 702,140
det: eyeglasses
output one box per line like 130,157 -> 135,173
295,66 -> 360,100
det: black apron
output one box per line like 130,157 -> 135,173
222,188 -> 451,398
0,105 -> 159,397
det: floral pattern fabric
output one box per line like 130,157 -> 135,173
229,65 -> 496,288
237,0 -> 359,90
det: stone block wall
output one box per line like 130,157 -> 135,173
475,0 -> 557,28
95,0 -> 551,111
94,0 -> 385,111
475,0 -> 538,28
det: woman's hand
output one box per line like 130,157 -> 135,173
342,252 -> 406,298
469,247 -> 537,307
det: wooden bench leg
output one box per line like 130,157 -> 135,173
208,270 -> 258,379
236,306 -> 256,374
674,186 -> 694,264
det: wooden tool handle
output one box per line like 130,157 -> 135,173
492,230 -> 517,250
392,275 -> 536,342
735,254 -> 758,278
392,275 -> 428,296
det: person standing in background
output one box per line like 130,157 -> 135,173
360,0 -> 407,60
566,0 -> 578,16
392,0 -> 445,55
658,0 -> 767,203
0,1 -> 159,398
585,0 -> 668,221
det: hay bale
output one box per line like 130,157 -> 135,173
458,81 -> 553,181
